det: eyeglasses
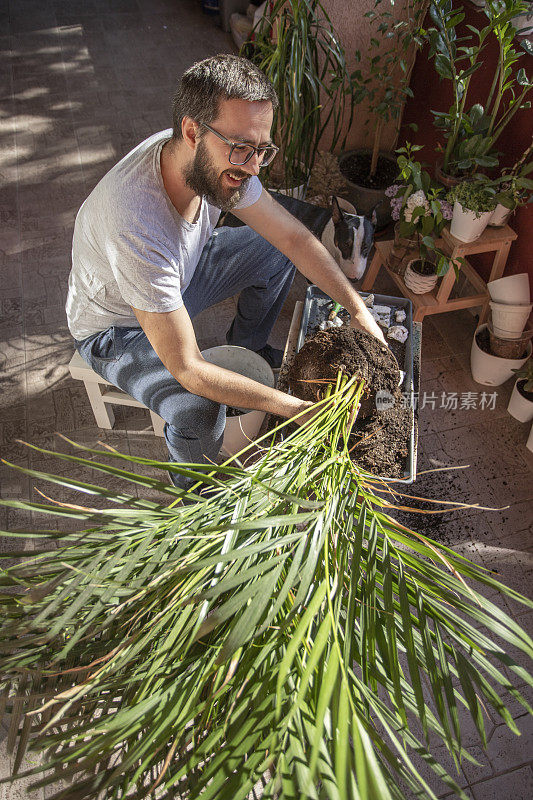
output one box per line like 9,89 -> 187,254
200,122 -> 279,167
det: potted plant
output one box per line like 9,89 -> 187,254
471,322 -> 532,384
386,143 -> 454,280
1,372 -> 533,799
508,358 -> 533,421
339,1 -> 428,226
487,136 -> 533,225
426,0 -> 532,183
245,0 -> 354,196
447,179 -> 497,241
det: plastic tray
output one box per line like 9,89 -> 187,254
296,285 -> 416,484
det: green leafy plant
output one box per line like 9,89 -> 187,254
388,143 -> 462,276
1,375 -> 532,800
351,0 -> 429,178
512,357 -> 533,391
482,135 -> 533,209
244,0 -> 354,190
427,0 -> 532,176
447,178 -> 498,216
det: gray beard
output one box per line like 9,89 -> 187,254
183,139 -> 251,212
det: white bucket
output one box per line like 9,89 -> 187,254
488,203 -> 513,227
489,301 -> 533,338
201,345 -> 275,457
507,380 -> 533,423
470,324 -> 532,386
450,201 -> 493,242
487,272 -> 530,304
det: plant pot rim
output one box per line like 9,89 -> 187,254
476,323 -> 533,361
407,259 -> 436,277
338,149 -> 397,195
454,200 -> 495,217
516,378 -> 533,401
339,148 -> 396,163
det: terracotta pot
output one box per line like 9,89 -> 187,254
488,325 -> 533,359
435,161 -> 461,189
404,260 -> 438,294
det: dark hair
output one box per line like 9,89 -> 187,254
171,54 -> 278,139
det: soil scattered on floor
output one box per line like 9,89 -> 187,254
288,327 -> 412,478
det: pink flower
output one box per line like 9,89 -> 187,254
440,200 -> 453,220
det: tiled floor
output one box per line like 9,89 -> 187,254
1,1 -> 532,798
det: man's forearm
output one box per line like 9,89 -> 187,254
176,357 -> 309,420
288,231 -> 385,342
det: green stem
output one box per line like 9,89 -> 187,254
491,85 -> 533,144
487,29 -> 505,137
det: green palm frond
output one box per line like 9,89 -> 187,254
0,376 -> 532,800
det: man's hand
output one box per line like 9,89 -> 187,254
349,305 -> 387,345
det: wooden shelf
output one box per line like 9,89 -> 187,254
361,224 -> 517,323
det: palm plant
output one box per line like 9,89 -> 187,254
244,0 -> 354,191
1,376 -> 532,800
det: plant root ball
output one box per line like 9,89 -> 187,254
288,327 -> 401,419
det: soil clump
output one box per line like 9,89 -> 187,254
288,327 -> 412,478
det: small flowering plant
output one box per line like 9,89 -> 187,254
387,143 -> 460,277
386,143 -> 452,237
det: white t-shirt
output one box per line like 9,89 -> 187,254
66,129 -> 262,340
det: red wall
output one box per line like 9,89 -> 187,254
399,4 -> 533,299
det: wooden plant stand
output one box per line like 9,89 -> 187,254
361,224 -> 517,323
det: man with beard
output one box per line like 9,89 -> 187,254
66,54 -> 384,488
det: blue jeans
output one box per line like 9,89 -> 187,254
75,225 -> 295,488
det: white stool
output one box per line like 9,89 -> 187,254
68,351 -> 165,437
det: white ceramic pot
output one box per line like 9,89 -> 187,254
403,260 -> 438,294
275,161 -> 309,200
527,421 -> 533,453
470,324 -> 532,386
488,203 -> 513,227
508,379 -> 533,423
487,272 -> 530,304
277,181 -> 308,201
489,301 -> 533,338
201,345 -> 275,457
450,201 -> 493,242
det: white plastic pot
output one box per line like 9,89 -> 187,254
489,301 -> 533,338
201,345 -> 275,457
470,324 -> 532,386
488,203 -> 513,227
403,260 -> 438,294
450,201 -> 493,242
508,379 -> 533,423
487,272 -> 530,304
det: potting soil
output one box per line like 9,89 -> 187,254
477,326 -> 529,360
340,152 -> 397,191
287,327 -> 412,478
